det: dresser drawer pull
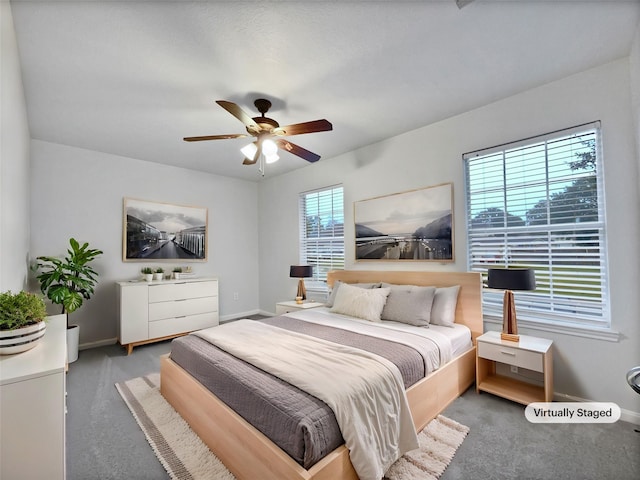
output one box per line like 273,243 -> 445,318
500,350 -> 516,356
175,315 -> 187,319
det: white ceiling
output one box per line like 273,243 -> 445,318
10,0 -> 640,181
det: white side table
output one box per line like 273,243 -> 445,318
1,314 -> 67,480
476,330 -> 553,405
275,301 -> 325,315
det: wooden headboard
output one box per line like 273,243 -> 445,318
326,270 -> 483,342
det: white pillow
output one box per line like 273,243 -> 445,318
380,284 -> 436,326
330,283 -> 391,322
430,285 -> 460,327
325,280 -> 381,307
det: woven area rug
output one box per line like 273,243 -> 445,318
116,373 -> 469,480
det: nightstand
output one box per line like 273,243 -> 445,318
476,331 -> 553,405
275,301 -> 325,315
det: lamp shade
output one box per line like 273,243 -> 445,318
487,268 -> 535,291
290,265 -> 313,278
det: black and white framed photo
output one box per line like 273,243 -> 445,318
354,183 -> 454,261
123,198 -> 208,261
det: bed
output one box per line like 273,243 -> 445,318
160,270 -> 483,480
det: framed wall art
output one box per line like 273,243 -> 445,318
123,198 -> 208,262
354,182 -> 454,261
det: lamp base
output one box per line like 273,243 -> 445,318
500,332 -> 520,342
296,279 -> 307,301
501,290 -> 519,342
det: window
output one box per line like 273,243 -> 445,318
299,185 -> 344,287
464,122 -> 610,332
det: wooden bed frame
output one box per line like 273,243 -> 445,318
160,270 -> 483,480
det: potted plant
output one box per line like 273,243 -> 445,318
34,238 -> 103,363
0,291 -> 48,355
172,266 -> 182,279
141,267 -> 154,282
154,267 -> 164,281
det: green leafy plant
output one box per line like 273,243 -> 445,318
155,267 -> 164,273
34,238 -> 103,327
0,291 -> 47,331
141,267 -> 153,274
172,267 -> 182,273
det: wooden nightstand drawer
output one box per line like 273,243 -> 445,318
478,341 -> 543,372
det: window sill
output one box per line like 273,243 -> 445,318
483,315 -> 620,342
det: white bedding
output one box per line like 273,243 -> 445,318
287,306 -> 472,372
195,320 -> 419,480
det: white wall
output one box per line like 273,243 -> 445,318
0,1 -> 31,292
631,20 -> 640,190
258,59 -> 640,416
30,140 -> 260,346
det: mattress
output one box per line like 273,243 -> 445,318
168,311 -> 471,469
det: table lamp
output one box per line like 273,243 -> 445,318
290,265 -> 313,303
487,268 -> 536,342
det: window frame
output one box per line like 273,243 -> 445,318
298,185 -> 345,291
463,121 -> 616,340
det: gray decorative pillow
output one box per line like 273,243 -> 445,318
325,280 -> 381,307
380,284 -> 436,326
430,285 -> 461,327
330,283 -> 391,322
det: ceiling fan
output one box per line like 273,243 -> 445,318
184,98 -> 333,169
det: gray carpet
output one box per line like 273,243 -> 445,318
67,339 -> 640,480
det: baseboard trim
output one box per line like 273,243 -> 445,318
554,391 -> 640,425
79,337 -> 117,350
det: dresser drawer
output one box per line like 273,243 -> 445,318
478,341 -> 543,372
148,312 -> 218,339
148,280 -> 218,303
148,296 -> 217,322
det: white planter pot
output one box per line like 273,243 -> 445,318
144,274 -> 153,282
153,272 -> 163,281
67,324 -> 79,363
0,321 -> 47,355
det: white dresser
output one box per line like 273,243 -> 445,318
0,314 -> 67,480
117,277 -> 219,354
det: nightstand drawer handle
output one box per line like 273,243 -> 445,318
500,350 -> 516,356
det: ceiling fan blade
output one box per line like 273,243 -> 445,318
216,100 -> 260,133
276,139 -> 321,163
183,133 -> 248,142
242,157 -> 257,165
253,141 -> 262,163
273,119 -> 333,137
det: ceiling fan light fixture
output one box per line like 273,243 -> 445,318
262,138 -> 278,156
265,153 -> 280,164
240,142 -> 258,159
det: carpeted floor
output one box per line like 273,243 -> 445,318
116,373 -> 469,480
66,339 -> 640,480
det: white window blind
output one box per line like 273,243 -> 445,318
464,122 -> 610,329
299,185 -> 344,285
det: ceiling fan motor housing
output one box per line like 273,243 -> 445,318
251,98 -> 279,132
